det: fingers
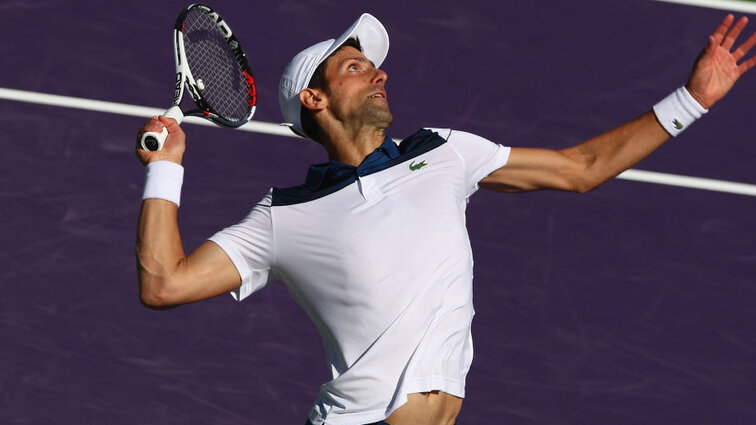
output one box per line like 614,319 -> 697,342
712,14 -> 735,46
738,53 -> 756,74
158,115 -> 184,136
135,116 -> 183,147
137,116 -> 164,138
712,14 -> 756,74
135,115 -> 186,166
733,30 -> 756,61
720,15 -> 747,51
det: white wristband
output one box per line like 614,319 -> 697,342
142,161 -> 184,207
653,86 -> 708,137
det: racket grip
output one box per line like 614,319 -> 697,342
140,106 -> 185,151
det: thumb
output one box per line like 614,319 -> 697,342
158,115 -> 184,136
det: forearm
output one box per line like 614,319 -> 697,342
484,15 -> 752,195
134,157 -> 187,307
561,110 -> 670,192
134,119 -> 240,307
135,194 -> 242,308
569,13 -> 755,191
481,93 -> 703,194
136,199 -> 187,306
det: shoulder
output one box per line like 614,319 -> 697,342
423,127 -> 497,145
422,127 -> 509,161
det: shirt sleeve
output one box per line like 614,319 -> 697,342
208,189 -> 275,301
430,128 -> 511,195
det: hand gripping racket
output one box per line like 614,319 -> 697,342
141,3 -> 257,151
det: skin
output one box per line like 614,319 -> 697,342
481,15 -> 756,195
299,46 -> 394,165
135,14 -> 756,425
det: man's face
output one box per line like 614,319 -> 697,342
320,46 -> 393,129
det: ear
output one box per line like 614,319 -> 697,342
299,88 -> 326,112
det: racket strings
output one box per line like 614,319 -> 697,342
183,10 -> 252,122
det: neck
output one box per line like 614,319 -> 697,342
320,124 -> 387,167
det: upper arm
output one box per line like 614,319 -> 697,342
154,192 -> 275,307
479,146 -> 587,193
175,240 -> 242,303
142,240 -> 242,308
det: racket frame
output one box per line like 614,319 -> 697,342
141,3 -> 257,151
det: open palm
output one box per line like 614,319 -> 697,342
687,15 -> 756,109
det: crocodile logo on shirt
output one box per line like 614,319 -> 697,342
409,160 -> 428,171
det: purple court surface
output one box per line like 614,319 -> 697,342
1,0 -> 755,424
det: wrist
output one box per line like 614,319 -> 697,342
653,86 -> 709,137
146,153 -> 183,166
684,84 -> 711,110
142,161 -> 184,207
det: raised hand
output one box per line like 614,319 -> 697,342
686,15 -> 756,109
135,116 -> 186,166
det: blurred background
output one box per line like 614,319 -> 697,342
1,0 -> 754,424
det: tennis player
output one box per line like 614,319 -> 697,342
135,13 -> 756,425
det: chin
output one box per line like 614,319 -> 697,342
360,104 -> 393,128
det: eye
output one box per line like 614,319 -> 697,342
348,65 -> 359,71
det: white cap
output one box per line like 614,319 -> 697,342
278,13 -> 389,138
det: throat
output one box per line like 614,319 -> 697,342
325,128 -> 388,167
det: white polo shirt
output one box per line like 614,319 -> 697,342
209,128 -> 511,425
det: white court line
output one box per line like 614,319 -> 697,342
1,86 -> 755,197
0,87 -> 296,138
619,169 -> 756,196
655,0 -> 756,13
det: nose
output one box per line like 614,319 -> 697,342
371,68 -> 388,85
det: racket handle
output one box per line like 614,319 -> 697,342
140,106 -> 185,151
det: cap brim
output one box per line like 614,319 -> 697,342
322,13 -> 389,70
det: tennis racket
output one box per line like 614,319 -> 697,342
141,3 -> 257,151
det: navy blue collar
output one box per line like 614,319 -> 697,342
272,129 -> 446,206
304,136 -> 401,191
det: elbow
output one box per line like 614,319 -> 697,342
139,289 -> 170,309
138,273 -> 180,309
564,161 -> 603,194
571,179 -> 597,194
561,171 -> 597,194
136,253 -> 187,309
555,150 -> 596,194
569,168 -> 620,194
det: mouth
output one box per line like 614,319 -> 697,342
368,91 -> 386,100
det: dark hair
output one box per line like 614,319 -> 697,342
300,38 -> 363,143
